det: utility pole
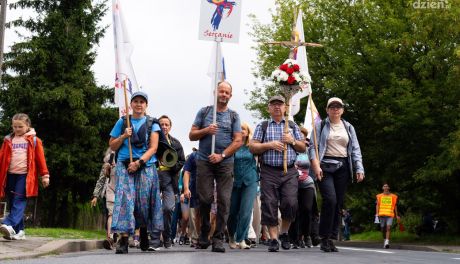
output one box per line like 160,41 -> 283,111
0,0 -> 7,82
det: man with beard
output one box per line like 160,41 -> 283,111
189,81 -> 243,253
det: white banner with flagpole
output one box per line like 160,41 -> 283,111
303,95 -> 321,139
113,0 -> 139,117
207,42 -> 226,104
290,10 -> 312,118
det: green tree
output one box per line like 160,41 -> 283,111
0,0 -> 117,227
249,0 -> 460,233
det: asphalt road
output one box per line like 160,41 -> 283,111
3,245 -> 460,264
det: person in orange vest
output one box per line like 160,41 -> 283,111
375,183 -> 399,249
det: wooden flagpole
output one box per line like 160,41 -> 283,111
123,78 -> 133,162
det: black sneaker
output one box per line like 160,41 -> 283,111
304,236 -> 312,248
279,233 -> 290,250
184,236 -> 191,245
115,236 -> 129,254
148,241 -> 162,251
164,238 -> 172,249
328,239 -> 339,252
311,235 -> 321,247
291,241 -> 300,249
139,227 -> 149,251
179,235 -> 185,245
320,238 -> 331,252
268,239 -> 279,252
211,241 -> 226,253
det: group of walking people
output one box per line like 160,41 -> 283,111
91,80 -> 365,254
0,80 -> 369,254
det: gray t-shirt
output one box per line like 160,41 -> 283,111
192,106 -> 241,163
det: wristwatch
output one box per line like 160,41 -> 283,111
221,152 -> 226,159
138,159 -> 145,166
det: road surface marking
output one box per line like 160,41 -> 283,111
338,247 -> 394,254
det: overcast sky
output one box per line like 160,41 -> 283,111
5,0 -> 277,154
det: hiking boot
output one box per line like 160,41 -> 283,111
279,233 -> 290,250
311,235 -> 321,247
115,236 -> 129,254
163,238 -> 172,249
328,239 -> 339,252
268,239 -> 279,252
197,236 -> 211,249
103,238 -> 113,250
212,240 -> 225,253
139,227 -> 149,251
320,238 -> 331,252
0,224 -> 15,240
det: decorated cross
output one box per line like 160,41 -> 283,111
266,9 -> 323,173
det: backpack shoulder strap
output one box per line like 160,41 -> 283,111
260,121 -> 269,143
320,119 -> 326,136
33,136 -> 37,148
200,106 -> 212,128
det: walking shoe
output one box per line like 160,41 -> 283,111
184,236 -> 191,245
237,240 -> 250,249
328,239 -> 339,252
384,239 -> 390,249
304,236 -> 312,248
279,233 -> 290,250
268,239 -> 279,252
311,235 -> 321,247
139,227 -> 149,251
163,238 -> 172,249
291,241 -> 300,249
247,239 -> 257,248
212,240 -> 226,253
179,235 -> 185,245
12,230 -> 26,240
148,241 -> 162,251
102,238 -> 113,250
320,238 -> 331,252
197,237 -> 211,249
228,237 -> 237,249
115,236 -> 129,254
0,224 -> 15,240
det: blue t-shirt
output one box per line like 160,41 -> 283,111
110,116 -> 161,167
183,151 -> 198,208
192,106 -> 241,163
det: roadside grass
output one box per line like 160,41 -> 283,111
351,230 -> 460,245
26,228 -> 105,239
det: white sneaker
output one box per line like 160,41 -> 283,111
383,239 -> 390,249
0,224 -> 16,240
237,240 -> 251,249
229,237 -> 237,249
12,230 -> 26,240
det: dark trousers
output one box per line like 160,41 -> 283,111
151,170 -> 176,243
196,160 -> 233,243
260,165 -> 298,226
317,157 -> 350,239
288,187 -> 315,242
2,174 -> 27,233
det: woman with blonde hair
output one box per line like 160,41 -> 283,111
227,122 -> 258,249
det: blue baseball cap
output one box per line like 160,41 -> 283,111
131,91 -> 148,103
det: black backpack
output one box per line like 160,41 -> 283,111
116,115 -> 176,163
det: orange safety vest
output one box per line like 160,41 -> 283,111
376,193 -> 398,218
